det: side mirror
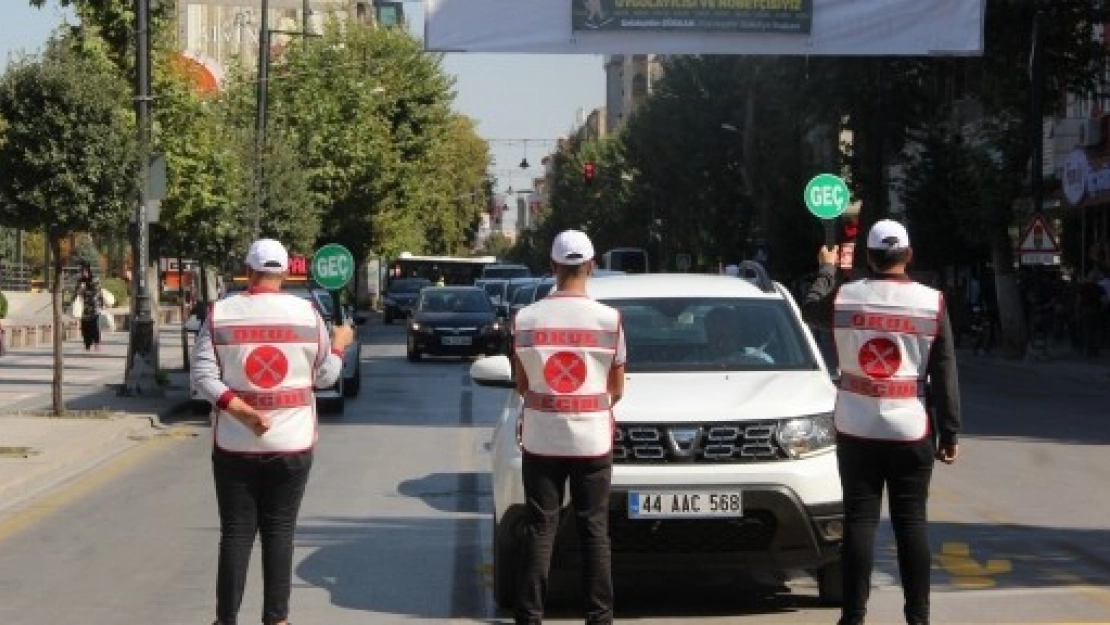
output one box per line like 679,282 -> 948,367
469,354 -> 515,388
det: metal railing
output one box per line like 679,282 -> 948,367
0,261 -> 33,291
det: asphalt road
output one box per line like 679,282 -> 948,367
0,321 -> 1108,624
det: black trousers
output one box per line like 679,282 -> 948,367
516,452 -> 613,625
79,315 -> 101,349
212,448 -> 313,625
837,435 -> 935,625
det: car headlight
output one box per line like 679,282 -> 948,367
482,321 -> 503,335
776,413 -> 835,458
411,322 -> 434,334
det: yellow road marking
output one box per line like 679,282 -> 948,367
0,429 -> 184,545
936,541 -> 1012,589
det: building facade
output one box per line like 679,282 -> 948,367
603,54 -> 664,131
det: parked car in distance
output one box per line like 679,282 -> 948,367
406,286 -> 505,361
480,263 -> 531,281
382,277 -> 432,324
507,277 -> 556,324
475,278 -> 509,313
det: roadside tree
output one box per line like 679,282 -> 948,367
0,46 -> 135,415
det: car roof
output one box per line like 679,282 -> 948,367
586,273 -> 781,300
423,285 -> 483,292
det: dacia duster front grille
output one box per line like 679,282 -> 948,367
613,422 -> 787,463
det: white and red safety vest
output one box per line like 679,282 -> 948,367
208,293 -> 324,453
833,278 -> 943,441
514,293 -> 626,458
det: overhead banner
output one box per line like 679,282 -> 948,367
571,0 -> 813,34
425,0 -> 984,56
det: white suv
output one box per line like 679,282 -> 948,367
470,266 -> 843,609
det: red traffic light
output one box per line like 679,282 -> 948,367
583,162 -> 596,184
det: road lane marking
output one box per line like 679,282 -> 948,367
936,542 -> 1012,589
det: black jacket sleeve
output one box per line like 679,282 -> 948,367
801,264 -> 839,328
927,305 -> 962,446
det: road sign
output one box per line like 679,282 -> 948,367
1016,215 -> 1059,254
804,173 -> 850,220
1016,215 -> 1060,266
311,243 -> 355,290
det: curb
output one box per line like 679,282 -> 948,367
0,414 -> 167,521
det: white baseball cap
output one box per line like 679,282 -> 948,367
867,219 -> 910,250
245,238 -> 290,273
550,229 -> 595,265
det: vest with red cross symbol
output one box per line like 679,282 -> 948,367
245,345 -> 290,389
543,351 -> 587,393
832,279 -> 942,441
858,337 -> 901,379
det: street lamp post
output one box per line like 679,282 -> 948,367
253,0 -> 272,241
123,0 -> 160,396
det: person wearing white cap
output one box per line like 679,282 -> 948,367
511,229 -> 627,625
802,219 -> 961,625
192,238 -> 354,625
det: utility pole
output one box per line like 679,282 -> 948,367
123,0 -> 160,396
254,0 -> 271,241
1030,3 -> 1045,216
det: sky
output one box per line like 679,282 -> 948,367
0,1 -> 607,227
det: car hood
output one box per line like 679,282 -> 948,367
413,311 -> 496,326
615,370 -> 835,423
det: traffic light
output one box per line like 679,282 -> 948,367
583,162 -> 596,185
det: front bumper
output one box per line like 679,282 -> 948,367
500,488 -> 842,573
411,331 -> 504,355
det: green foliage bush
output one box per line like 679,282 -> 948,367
102,277 -> 129,308
0,290 -> 7,319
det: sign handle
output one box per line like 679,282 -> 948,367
823,219 -> 837,248
330,289 -> 344,326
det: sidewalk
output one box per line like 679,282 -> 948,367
0,323 -> 195,518
956,336 -> 1110,384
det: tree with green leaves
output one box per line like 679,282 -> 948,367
261,22 -> 488,264
0,45 -> 136,415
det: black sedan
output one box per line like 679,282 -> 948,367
406,287 -> 505,361
383,277 -> 432,324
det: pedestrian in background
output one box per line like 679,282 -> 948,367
511,229 -> 627,625
803,219 -> 962,625
192,238 -> 354,625
73,260 -> 104,351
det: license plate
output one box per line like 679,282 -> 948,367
628,490 -> 743,518
441,336 -> 472,346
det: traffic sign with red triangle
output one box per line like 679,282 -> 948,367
1016,215 -> 1059,254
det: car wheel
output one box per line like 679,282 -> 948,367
383,310 -> 393,325
818,559 -> 844,606
344,366 -> 361,397
407,336 -> 422,362
493,516 -> 522,611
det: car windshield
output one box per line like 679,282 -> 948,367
600,297 -> 818,373
391,279 -> 431,294
482,281 -> 506,300
483,265 -> 531,280
419,289 -> 493,313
